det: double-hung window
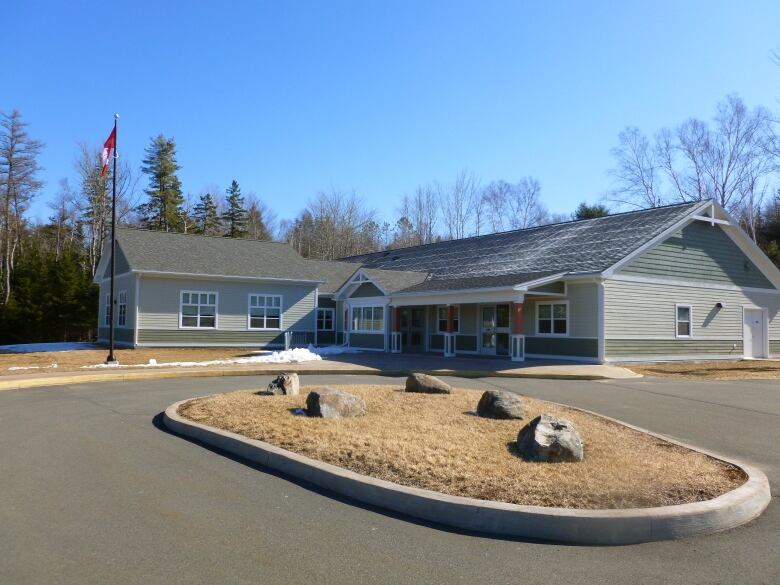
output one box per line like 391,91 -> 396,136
317,308 -> 335,331
249,294 -> 282,330
351,306 -> 384,332
675,305 -> 692,338
180,291 -> 217,328
537,302 -> 568,336
437,306 -> 460,333
117,291 -> 127,327
104,293 -> 111,326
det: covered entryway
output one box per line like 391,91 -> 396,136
743,307 -> 768,358
480,304 -> 511,356
399,307 -> 426,353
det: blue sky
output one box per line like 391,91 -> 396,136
4,1 -> 779,224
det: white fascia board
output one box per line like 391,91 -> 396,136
601,200 -> 713,278
132,270 -> 324,286
513,272 -> 569,291
389,288 -> 525,306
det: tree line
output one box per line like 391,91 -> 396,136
1,92 -> 779,343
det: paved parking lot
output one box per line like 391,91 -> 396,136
0,374 -> 777,584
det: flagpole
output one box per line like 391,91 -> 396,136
106,113 -> 119,364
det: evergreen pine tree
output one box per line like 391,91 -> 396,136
192,193 -> 222,235
137,134 -> 184,232
573,202 -> 610,220
222,180 -> 248,238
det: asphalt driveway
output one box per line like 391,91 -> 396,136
0,374 -> 777,584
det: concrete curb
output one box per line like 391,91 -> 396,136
163,398 -> 771,545
0,366 -> 636,392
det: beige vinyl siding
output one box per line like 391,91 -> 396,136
621,222 -> 772,288
137,276 -> 317,333
604,278 -> 780,358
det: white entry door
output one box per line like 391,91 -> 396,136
743,308 -> 767,358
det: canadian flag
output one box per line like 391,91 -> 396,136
101,126 -> 116,177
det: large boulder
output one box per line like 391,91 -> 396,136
265,373 -> 300,396
405,373 -> 451,394
476,390 -> 525,419
305,387 -> 366,419
516,414 -> 583,462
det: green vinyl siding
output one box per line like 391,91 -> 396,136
97,327 -> 134,344
621,222 -> 772,288
349,333 -> 384,349
525,337 -> 599,358
137,329 -> 290,346
317,331 -> 336,345
349,282 -> 385,298
455,335 -> 477,351
528,281 -> 565,294
318,296 -> 337,309
606,339 -> 742,358
771,340 -> 780,355
429,334 -> 443,350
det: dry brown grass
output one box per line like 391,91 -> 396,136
179,384 -> 744,509
0,347 -> 259,375
629,359 -> 780,380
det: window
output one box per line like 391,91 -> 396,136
537,302 -> 568,336
351,306 -> 384,332
317,308 -> 335,331
248,294 -> 282,330
676,304 -> 692,338
104,293 -> 111,326
180,291 -> 217,328
118,291 -> 127,327
437,306 -> 460,333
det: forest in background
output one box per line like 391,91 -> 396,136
1,94 -> 780,344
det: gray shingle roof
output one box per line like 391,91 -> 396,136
114,228 -> 362,293
341,202 -> 701,281
362,268 -> 430,293
395,271 -> 563,294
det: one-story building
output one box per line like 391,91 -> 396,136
95,200 -> 780,362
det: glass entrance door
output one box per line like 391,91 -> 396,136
481,304 -> 511,356
401,307 -> 425,353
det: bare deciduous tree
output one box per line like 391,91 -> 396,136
441,169 -> 481,240
483,178 -> 547,230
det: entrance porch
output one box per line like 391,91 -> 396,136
389,302 -> 526,361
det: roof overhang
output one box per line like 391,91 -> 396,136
130,269 -> 325,286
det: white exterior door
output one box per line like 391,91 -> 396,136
743,308 -> 767,358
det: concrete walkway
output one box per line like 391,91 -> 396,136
0,352 -> 640,391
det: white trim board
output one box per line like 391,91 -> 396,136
607,274 -> 780,295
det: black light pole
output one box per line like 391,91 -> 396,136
106,113 -> 119,364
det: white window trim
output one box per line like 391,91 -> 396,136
351,305 -> 385,333
104,293 -> 111,326
436,305 -> 460,333
535,300 -> 570,337
317,307 -> 335,331
117,290 -> 128,328
179,290 -> 219,330
247,293 -> 284,331
675,303 -> 693,339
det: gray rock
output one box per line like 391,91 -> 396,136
265,373 -> 300,396
476,390 -> 525,419
516,414 -> 584,462
405,373 -> 452,394
306,387 -> 366,419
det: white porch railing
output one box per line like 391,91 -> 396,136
443,333 -> 456,357
510,334 -> 525,362
390,332 -> 402,353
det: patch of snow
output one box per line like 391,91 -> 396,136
80,345 -> 352,370
309,344 -> 361,356
7,363 -> 58,371
0,342 -> 99,354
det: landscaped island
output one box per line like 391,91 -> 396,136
178,384 -> 744,509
